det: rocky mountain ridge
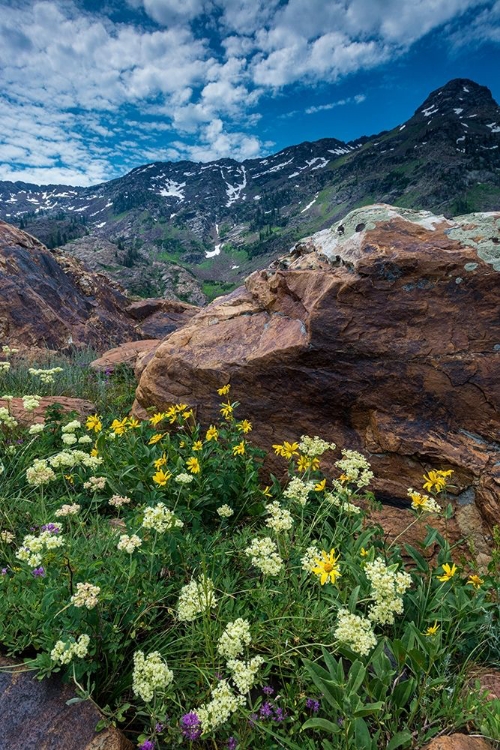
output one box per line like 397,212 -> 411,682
1,78 -> 499,303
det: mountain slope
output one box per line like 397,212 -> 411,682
1,78 -> 499,302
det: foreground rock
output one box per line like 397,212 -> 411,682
0,656 -> 132,749
90,340 -> 161,373
135,205 -> 500,527
422,735 -> 494,750
0,396 -> 96,426
0,221 -> 201,351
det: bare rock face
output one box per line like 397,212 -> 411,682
0,656 -> 132,749
421,734 -> 494,750
0,221 -> 139,350
134,205 -> 500,527
125,297 -> 198,338
90,339 -> 161,372
0,396 -> 96,426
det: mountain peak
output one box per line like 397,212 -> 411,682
414,78 -> 497,119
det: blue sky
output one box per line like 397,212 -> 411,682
1,0 -> 499,186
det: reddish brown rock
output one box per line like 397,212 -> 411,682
126,297 -> 198,338
0,220 -> 139,350
1,396 -> 96,426
421,734 -> 493,750
90,339 -> 161,372
134,205 -> 500,528
0,656 -> 132,749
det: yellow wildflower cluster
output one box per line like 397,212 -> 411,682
422,469 -> 453,493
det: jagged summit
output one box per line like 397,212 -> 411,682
413,78 -> 498,120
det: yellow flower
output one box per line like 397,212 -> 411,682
311,549 -> 341,585
182,409 -> 194,420
423,469 -> 452,493
154,454 -> 167,470
175,403 -> 188,412
165,406 -> 178,424
153,469 -> 172,486
186,457 -> 200,474
273,441 -> 299,459
314,478 -> 327,492
217,384 -> 231,395
437,563 -> 458,582
149,412 -> 166,426
467,574 -> 484,589
91,448 -> 99,457
339,473 -> 351,483
205,425 -> 219,441
127,417 -> 141,429
86,414 -> 102,433
220,402 -> 234,419
233,441 -> 245,456
192,440 -> 203,451
425,622 -> 440,636
360,547 -> 369,558
296,455 -> 320,472
111,417 -> 128,435
262,486 -> 272,498
237,419 -> 252,433
149,433 -> 164,445
64,474 -> 74,484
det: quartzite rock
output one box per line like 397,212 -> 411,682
90,339 -> 161,372
422,734 -> 494,750
134,205 -> 500,527
0,396 -> 96,426
0,656 -> 132,750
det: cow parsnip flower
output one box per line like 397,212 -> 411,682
311,549 -> 341,585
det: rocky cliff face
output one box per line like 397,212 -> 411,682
134,204 -> 500,527
0,221 -> 196,350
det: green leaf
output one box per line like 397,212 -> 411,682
386,730 -> 413,749
404,544 -> 429,573
392,677 -> 416,709
346,660 -> 366,695
302,718 -> 342,734
354,717 -> 373,749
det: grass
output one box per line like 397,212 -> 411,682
0,355 -> 499,750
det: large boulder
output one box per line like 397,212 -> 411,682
134,205 -> 500,527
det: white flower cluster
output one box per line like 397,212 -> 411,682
175,472 -> 194,484
2,345 -> 18,356
51,634 -> 90,664
0,530 -> 14,543
197,679 -> 245,733
62,434 -> 77,445
61,420 -> 81,433
244,537 -> 283,576
408,489 -> 441,514
48,450 -> 102,471
217,504 -> 234,518
265,501 -> 293,532
334,449 -> 374,489
365,558 -> 412,625
283,477 -> 315,506
142,503 -> 184,533
333,609 -> 377,656
109,494 -> 131,508
301,544 -> 322,572
299,435 -> 335,457
0,362 -> 11,373
132,651 -> 174,703
22,395 -> 42,412
28,423 -> 45,435
29,367 -> 64,384
0,407 -> 18,429
55,503 -> 81,517
324,492 -> 362,515
217,618 -> 252,659
117,534 -> 142,553
78,435 -> 92,444
227,656 -> 264,694
26,459 -> 56,486
71,582 -> 100,609
16,529 -> 64,567
83,476 -> 106,491
177,576 -> 217,622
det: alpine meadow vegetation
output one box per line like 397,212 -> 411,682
0,350 -> 499,750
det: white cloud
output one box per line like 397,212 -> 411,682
305,94 -> 366,114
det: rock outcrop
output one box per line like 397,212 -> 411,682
422,735 -> 494,750
134,205 -> 500,528
0,396 -> 96,426
0,221 -> 199,351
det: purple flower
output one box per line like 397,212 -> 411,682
1,568 -> 7,575
227,738 -> 238,750
154,723 -> 164,733
248,713 -> 258,727
259,702 -> 273,718
41,523 -> 60,534
273,707 -> 286,722
262,686 -> 274,695
180,712 -> 201,741
32,567 -> 45,577
306,698 -> 320,713
139,741 -> 154,750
